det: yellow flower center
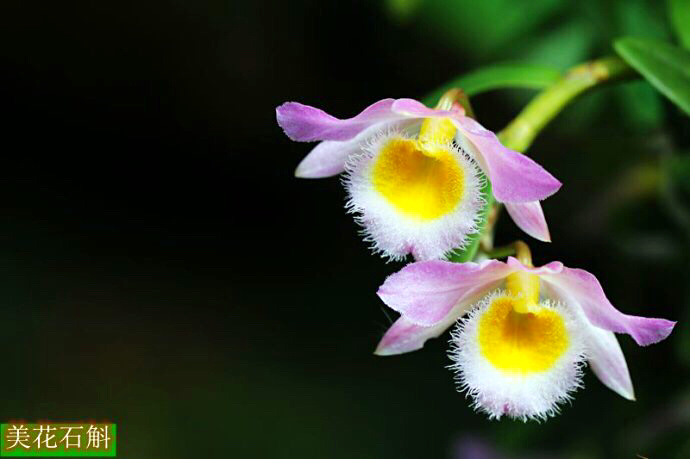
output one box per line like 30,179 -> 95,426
371,118 -> 464,220
478,272 -> 569,374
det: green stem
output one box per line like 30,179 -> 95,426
482,244 -> 517,260
498,56 -> 634,152
475,56 -> 635,259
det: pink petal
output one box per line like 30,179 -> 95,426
294,119 -> 418,178
276,99 -> 402,142
390,98 -> 463,118
505,256 -> 564,275
377,259 -> 511,327
375,315 -> 456,356
375,290 -> 487,356
504,201 -> 551,242
585,324 -> 635,400
294,140 -> 352,178
453,116 -> 562,203
541,267 -> 676,346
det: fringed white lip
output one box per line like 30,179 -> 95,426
448,290 -> 587,421
344,128 -> 485,261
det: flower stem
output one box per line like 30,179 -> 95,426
482,244 -> 516,259
497,56 -> 634,152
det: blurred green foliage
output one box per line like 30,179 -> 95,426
669,0 -> 690,48
387,0 -> 688,128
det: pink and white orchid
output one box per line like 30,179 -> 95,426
375,255 -> 675,420
276,98 -> 562,261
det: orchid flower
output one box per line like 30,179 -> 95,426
276,97 -> 562,261
374,244 -> 675,420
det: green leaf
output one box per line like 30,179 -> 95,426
669,0 -> 690,49
446,178 -> 493,263
422,64 -> 561,106
614,36 -> 690,115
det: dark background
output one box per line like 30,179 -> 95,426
0,0 -> 688,457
